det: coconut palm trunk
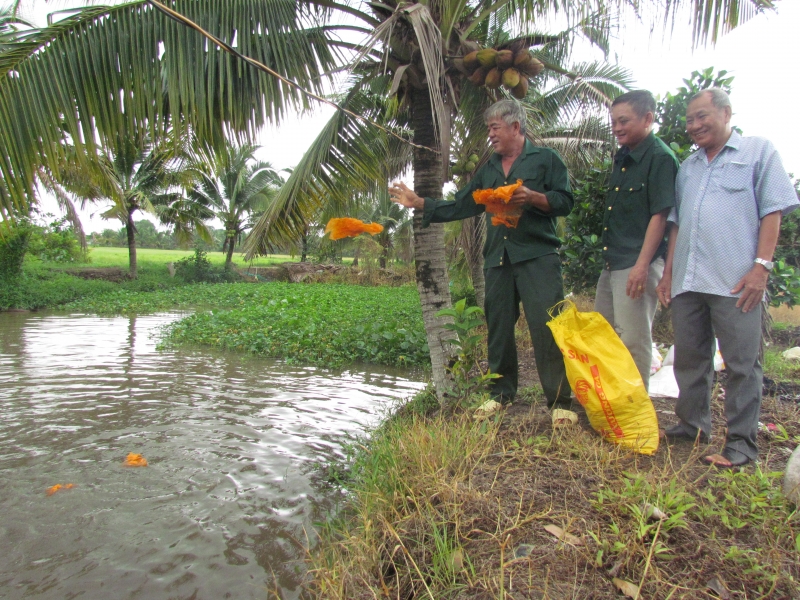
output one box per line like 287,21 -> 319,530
225,230 -> 236,268
410,87 -> 454,398
125,208 -> 138,279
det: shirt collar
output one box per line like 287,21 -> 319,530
693,129 -> 741,163
489,138 -> 539,172
621,131 -> 657,164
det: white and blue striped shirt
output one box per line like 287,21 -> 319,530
668,131 -> 799,298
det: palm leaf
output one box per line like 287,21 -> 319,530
0,0 -> 336,216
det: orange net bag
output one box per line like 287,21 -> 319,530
324,218 -> 384,240
123,453 -> 148,467
472,179 -> 524,228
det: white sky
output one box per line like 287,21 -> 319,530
27,0 -> 800,233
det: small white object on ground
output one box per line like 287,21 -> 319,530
650,343 -> 663,374
551,408 -> 578,427
648,365 -> 680,398
784,445 -> 800,507
781,347 -> 800,361
473,398 -> 503,419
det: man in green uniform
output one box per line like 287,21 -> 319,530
594,90 -> 678,390
389,99 -> 574,418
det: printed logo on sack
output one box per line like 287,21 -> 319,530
561,348 -> 590,363
574,379 -> 591,406
591,365 -> 624,439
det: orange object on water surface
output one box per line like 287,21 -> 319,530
472,179 -> 525,228
46,483 -> 74,496
124,453 -> 148,467
324,218 -> 384,240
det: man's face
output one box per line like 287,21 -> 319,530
487,118 -> 519,155
685,92 -> 732,151
610,103 -> 652,149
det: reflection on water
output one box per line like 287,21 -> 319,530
0,311 -> 425,599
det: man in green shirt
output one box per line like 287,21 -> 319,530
594,90 -> 679,389
389,99 -> 574,418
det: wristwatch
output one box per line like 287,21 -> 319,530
754,258 -> 774,271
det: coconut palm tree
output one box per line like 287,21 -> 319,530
186,142 -> 282,269
64,132 -> 207,278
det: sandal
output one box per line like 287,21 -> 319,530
703,447 -> 751,469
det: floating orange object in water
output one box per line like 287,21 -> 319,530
324,218 -> 384,240
124,453 -> 148,467
46,483 -> 74,496
472,179 -> 525,228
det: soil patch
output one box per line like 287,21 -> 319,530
66,267 -> 129,283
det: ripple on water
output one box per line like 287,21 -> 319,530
0,311 -> 425,599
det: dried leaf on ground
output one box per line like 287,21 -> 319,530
543,523 -> 583,546
612,577 -> 640,598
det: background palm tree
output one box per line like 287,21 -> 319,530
54,131 -> 207,278
186,142 -> 282,269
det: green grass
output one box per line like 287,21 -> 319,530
0,247 -> 301,310
763,347 -> 800,381
82,246 -> 297,268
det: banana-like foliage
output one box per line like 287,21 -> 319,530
0,0 -> 336,217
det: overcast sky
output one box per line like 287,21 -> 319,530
27,0 -> 800,232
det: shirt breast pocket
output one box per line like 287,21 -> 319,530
619,183 -> 646,212
719,162 -> 752,192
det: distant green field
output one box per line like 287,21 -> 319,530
84,247 -> 297,268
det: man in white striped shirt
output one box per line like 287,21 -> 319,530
656,88 -> 799,468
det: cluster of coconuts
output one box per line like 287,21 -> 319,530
452,153 -> 480,175
462,48 -> 543,99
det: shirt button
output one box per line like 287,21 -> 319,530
629,188 -> 634,191
504,181 -> 508,184
603,246 -> 607,251
614,187 -> 619,191
504,236 -> 508,240
604,227 -> 608,231
608,206 -> 612,211
621,168 -> 626,172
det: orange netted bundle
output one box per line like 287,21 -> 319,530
472,179 -> 525,228
123,453 -> 148,467
324,218 -> 384,241
46,483 -> 74,496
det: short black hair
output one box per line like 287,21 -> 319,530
611,90 -> 656,118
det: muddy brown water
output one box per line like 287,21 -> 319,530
0,311 -> 425,599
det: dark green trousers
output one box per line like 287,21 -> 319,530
484,253 -> 571,407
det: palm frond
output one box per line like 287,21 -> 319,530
244,84 -> 412,257
0,0 -> 336,216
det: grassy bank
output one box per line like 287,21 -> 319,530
0,247 -> 298,310
311,336 -> 800,599
312,396 -> 800,599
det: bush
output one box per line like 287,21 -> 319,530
174,247 -> 240,283
0,221 -> 32,281
561,157 -> 611,293
26,217 -> 84,263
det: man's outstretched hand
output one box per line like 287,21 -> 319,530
389,182 -> 424,210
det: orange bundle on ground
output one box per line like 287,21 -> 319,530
472,179 -> 524,228
123,453 -> 148,467
324,218 -> 384,240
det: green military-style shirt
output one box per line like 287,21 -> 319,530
422,140 -> 573,268
601,132 -> 679,271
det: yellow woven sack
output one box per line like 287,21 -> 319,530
547,301 -> 659,455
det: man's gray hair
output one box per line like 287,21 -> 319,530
484,99 -> 527,135
690,87 -> 732,111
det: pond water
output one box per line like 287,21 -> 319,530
0,312 -> 425,599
